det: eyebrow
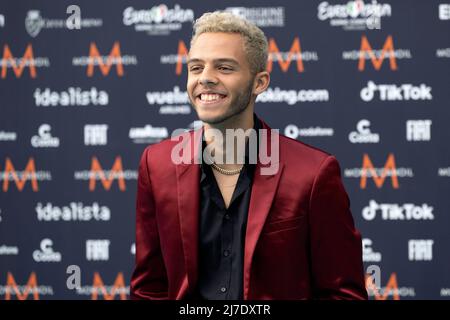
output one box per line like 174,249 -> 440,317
186,58 -> 240,66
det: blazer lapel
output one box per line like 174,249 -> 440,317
243,121 -> 284,300
175,128 -> 203,296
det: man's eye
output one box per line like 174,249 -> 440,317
218,66 -> 233,72
189,66 -> 202,72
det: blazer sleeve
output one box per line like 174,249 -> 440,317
130,146 -> 169,299
308,155 -> 368,300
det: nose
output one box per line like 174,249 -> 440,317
198,66 -> 218,86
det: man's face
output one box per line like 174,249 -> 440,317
187,32 -> 255,125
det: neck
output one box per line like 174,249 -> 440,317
203,107 -> 254,168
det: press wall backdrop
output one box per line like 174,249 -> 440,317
1,0 -> 449,299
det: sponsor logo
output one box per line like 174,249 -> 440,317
406,120 -> 432,141
0,245 -> 19,255
284,124 -> 334,138
362,200 -> 434,221
439,4 -> 450,20
342,35 -> 412,71
438,167 -> 450,177
256,87 -> 329,104
75,272 -> 128,300
436,47 -> 450,58
36,202 -> 111,222
84,125 -> 108,146
0,14 -> 4,27
318,0 -> 391,30
32,238 -> 61,262
74,156 -> 138,191
1,44 -> 50,79
146,86 -> 191,114
344,153 -> 413,189
86,240 -> 110,261
349,119 -> 379,143
366,273 -> 415,299
25,10 -> 102,37
1,272 -> 54,300
362,238 -> 382,262
72,42 -> 137,77
441,288 -> 450,297
130,243 -> 135,255
408,239 -> 433,261
34,87 -> 109,107
361,81 -> 432,101
0,131 -> 17,141
31,124 -> 60,148
1,158 -> 51,192
129,125 -> 168,144
225,7 -> 285,27
123,4 -> 194,36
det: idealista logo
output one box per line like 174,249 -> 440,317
362,238 -> 382,262
361,81 -> 432,102
284,124 -> 334,139
1,44 -> 50,79
36,202 -> 111,222
344,153 -> 414,189
33,238 -> 62,262
73,156 -> 138,191
34,87 -> 109,107
72,42 -> 137,77
362,200 -> 434,221
342,35 -> 412,71
0,157 -> 52,192
225,7 -> 285,27
256,87 -> 329,105
1,272 -> 54,300
75,272 -> 128,300
165,37 -> 318,75
31,124 -> 60,148
318,0 -> 392,31
123,4 -> 194,36
146,86 -> 191,115
366,273 -> 415,300
25,9 -> 102,38
349,119 -> 380,143
129,125 -> 168,144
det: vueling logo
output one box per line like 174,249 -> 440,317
1,44 -> 37,78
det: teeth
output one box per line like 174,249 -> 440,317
200,94 -> 223,101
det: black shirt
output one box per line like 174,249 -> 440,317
196,115 -> 261,300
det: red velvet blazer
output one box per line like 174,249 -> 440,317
130,118 -> 368,300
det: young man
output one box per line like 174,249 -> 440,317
131,11 -> 368,300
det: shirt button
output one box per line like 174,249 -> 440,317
220,287 -> 227,293
223,250 -> 230,257
224,214 -> 230,220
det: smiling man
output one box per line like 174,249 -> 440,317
131,11 -> 368,300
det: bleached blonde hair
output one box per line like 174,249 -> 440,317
190,11 -> 268,74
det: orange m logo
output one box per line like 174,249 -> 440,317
4,272 -> 39,300
2,157 -> 39,192
1,44 -> 37,78
89,156 -> 126,191
366,273 -> 400,300
87,42 -> 124,77
91,272 -> 127,300
358,35 -> 398,71
360,153 -> 399,189
267,37 -> 304,73
175,40 -> 189,75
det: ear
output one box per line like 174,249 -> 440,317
252,71 -> 270,95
